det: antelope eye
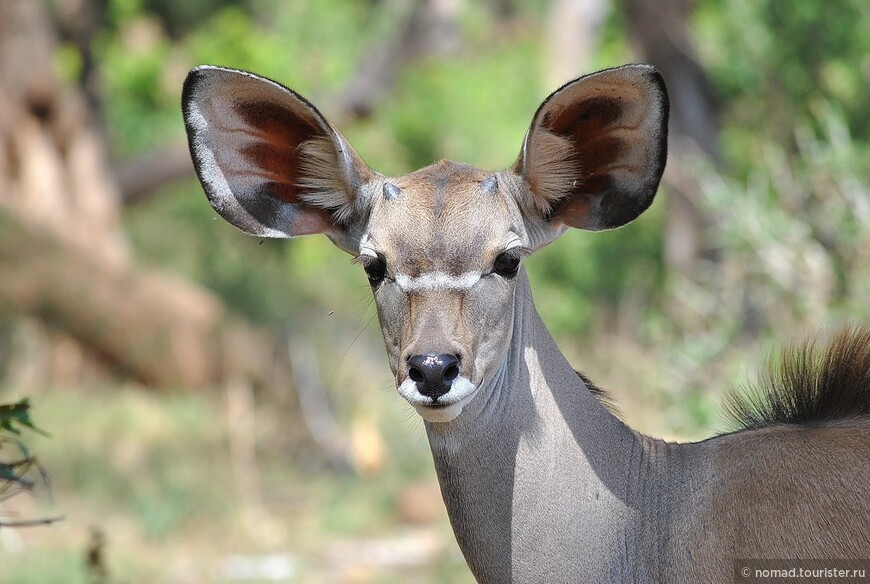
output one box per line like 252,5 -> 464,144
493,252 -> 521,278
363,256 -> 387,286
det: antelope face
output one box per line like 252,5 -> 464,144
183,65 -> 668,423
359,164 -> 531,421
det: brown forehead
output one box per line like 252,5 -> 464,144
368,161 -> 515,275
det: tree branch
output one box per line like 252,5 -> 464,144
0,206 -> 272,390
119,0 -> 465,206
116,143 -> 194,206
0,515 -> 65,528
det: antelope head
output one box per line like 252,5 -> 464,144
182,65 -> 668,423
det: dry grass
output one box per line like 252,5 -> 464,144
0,383 -> 472,584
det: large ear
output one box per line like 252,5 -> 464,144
182,66 -> 375,249
514,64 -> 668,231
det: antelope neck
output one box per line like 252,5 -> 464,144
423,268 -> 684,582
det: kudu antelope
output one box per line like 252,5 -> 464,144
183,64 -> 870,582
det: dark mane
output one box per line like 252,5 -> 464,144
724,326 -> 870,430
575,370 -> 620,417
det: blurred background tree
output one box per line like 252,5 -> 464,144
0,0 -> 867,582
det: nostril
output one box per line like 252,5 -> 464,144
407,353 -> 460,400
409,366 -> 424,383
443,363 -> 459,382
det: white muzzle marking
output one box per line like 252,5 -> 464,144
398,376 -> 477,423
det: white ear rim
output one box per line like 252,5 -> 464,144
182,65 -> 374,240
184,79 -> 295,238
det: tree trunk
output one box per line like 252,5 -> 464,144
545,0 -> 610,88
623,0 -> 722,273
0,0 -> 126,267
0,0 -> 284,395
120,0 -> 468,206
0,207 -> 281,389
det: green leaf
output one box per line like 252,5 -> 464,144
0,399 -> 49,437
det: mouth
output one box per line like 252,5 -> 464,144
412,394 -> 475,423
397,377 -> 479,423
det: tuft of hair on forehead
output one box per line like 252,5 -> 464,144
516,129 -> 578,216
296,135 -> 366,225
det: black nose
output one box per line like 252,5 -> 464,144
407,354 -> 460,401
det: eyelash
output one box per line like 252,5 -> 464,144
493,247 -> 529,278
357,254 -> 387,286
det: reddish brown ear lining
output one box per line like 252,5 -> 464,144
549,198 -> 591,225
277,203 -> 335,236
520,66 -> 668,231
542,97 -> 631,228
543,95 -> 624,138
237,141 -> 307,204
238,143 -> 293,179
233,101 -> 322,205
548,98 -> 631,186
183,66 -> 372,240
234,100 -> 320,146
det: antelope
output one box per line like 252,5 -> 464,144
183,64 -> 870,582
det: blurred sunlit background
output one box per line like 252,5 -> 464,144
0,0 -> 868,582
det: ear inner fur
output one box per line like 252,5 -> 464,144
514,64 -> 669,231
517,130 -> 578,216
297,134 -> 373,225
182,66 -> 374,239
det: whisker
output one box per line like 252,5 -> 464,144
331,309 -> 378,380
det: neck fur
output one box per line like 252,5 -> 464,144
424,269 -> 679,582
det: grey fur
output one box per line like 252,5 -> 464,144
185,63 -> 870,584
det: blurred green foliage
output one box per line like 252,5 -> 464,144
0,398 -> 41,436
96,0 -> 868,425
0,387 -> 470,583
2,1 -> 867,581
109,0 -> 672,334
696,0 -> 870,171
0,398 -> 44,486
